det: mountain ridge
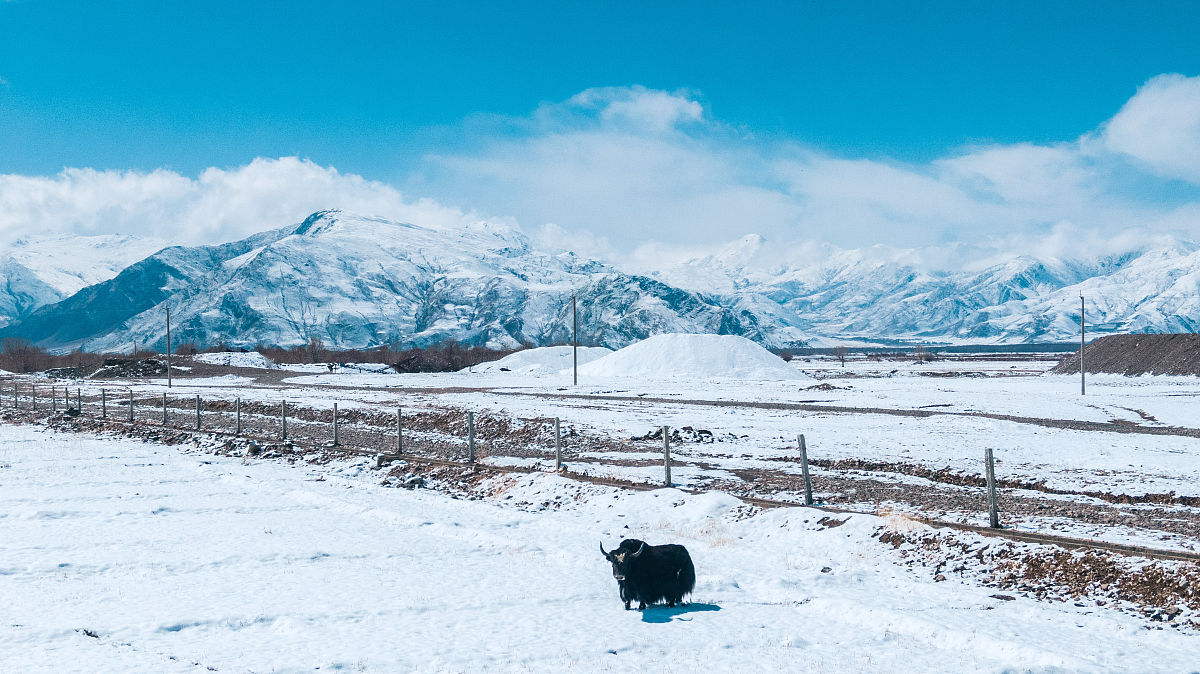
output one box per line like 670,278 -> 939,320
2,211 -> 1197,352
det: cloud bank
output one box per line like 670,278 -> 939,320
0,157 -> 480,247
414,75 -> 1200,263
1,75 -> 1199,271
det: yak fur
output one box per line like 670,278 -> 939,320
601,538 -> 696,610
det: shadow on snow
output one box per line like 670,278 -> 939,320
640,602 -> 721,623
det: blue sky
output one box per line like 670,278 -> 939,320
2,1 -> 1200,262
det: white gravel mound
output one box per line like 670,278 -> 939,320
576,333 -> 805,380
466,345 -> 613,374
193,351 -> 274,369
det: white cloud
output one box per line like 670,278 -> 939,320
1097,73 -> 1200,184
566,86 -> 704,133
3,78 -> 1200,273
413,80 -> 1200,262
0,157 -> 477,246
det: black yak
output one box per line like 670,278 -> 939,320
600,538 -> 695,610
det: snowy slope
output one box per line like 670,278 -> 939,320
577,333 -> 806,380
661,234 -> 1195,344
5,214 -> 1200,350
2,211 -> 812,352
0,234 -> 164,328
3,426 -> 1197,672
465,345 -> 613,374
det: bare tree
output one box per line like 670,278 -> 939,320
307,336 -> 326,364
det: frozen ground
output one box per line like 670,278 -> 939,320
192,352 -> 274,369
3,425 -> 1197,672
18,351 -> 1200,551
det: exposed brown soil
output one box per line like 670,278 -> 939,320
879,524 -> 1200,628
1052,333 -> 1200,377
713,467 -> 1200,542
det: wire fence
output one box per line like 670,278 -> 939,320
0,377 -> 1016,528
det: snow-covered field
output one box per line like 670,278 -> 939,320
3,425 -> 1197,672
251,358 -> 1200,505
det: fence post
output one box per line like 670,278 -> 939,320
332,402 -> 339,446
128,390 -> 134,422
467,411 -> 475,462
162,392 -> 167,425
31,385 -> 36,412
554,417 -> 562,471
235,397 -> 241,435
396,407 -> 402,454
662,425 -> 672,487
799,434 -> 813,506
11,385 -> 15,408
195,395 -> 201,430
76,388 -> 81,413
51,386 -> 56,413
281,400 -> 287,440
101,389 -> 107,418
985,448 -> 1000,528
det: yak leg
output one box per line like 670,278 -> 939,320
624,600 -> 631,610
638,601 -> 646,610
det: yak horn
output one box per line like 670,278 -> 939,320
632,542 -> 646,557
600,542 -> 609,556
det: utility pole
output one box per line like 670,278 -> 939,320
165,306 -> 172,389
572,295 -> 578,386
1080,295 -> 1085,396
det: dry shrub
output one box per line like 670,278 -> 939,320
877,507 -> 925,534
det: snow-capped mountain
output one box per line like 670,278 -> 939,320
0,234 -> 165,329
659,235 -> 1199,344
4,211 -> 1199,352
1,211 -> 810,352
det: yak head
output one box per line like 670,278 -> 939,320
600,541 -> 645,581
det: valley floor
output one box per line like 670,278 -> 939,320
2,425 -> 1198,672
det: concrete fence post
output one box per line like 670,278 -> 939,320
799,434 -> 813,506
235,397 -> 241,435
396,407 -> 402,454
985,448 -> 1001,529
162,392 -> 168,425
51,386 -> 56,413
554,417 -> 562,471
195,395 -> 201,430
128,390 -> 134,423
31,385 -> 36,412
332,402 -> 339,446
76,388 -> 81,413
101,389 -> 107,418
662,425 -> 672,487
281,400 -> 287,440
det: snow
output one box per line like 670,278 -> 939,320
465,345 -> 613,374
276,362 -> 397,374
578,333 -> 806,380
5,233 -> 166,297
3,425 -> 1197,672
192,351 -> 274,369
